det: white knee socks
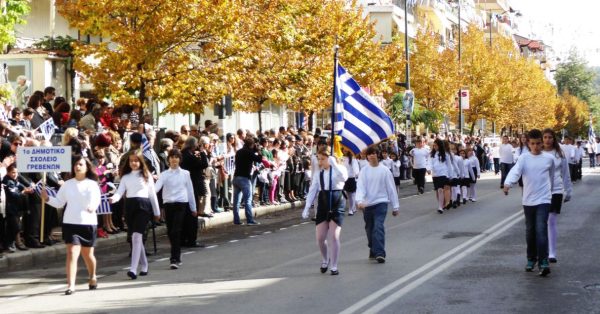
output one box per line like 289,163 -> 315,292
548,213 -> 558,258
131,232 -> 148,274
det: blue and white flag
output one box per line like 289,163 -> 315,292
33,181 -> 57,198
38,118 -> 57,141
140,134 -> 156,169
97,193 -> 112,215
334,63 -> 395,154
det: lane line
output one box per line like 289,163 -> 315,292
339,210 -> 523,314
364,213 -> 524,313
206,245 -> 218,249
229,240 -> 239,243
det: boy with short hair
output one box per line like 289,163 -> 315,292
356,146 -> 400,264
504,129 -> 554,276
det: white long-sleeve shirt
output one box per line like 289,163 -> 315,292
447,154 -> 460,179
154,167 -> 197,212
505,152 -> 554,206
343,157 -> 360,178
391,160 -> 401,177
429,152 -> 452,178
356,163 -> 399,211
303,156 -> 348,213
47,178 -> 101,225
381,157 -> 394,173
560,144 -> 576,164
499,143 -> 514,164
461,157 -> 475,179
455,156 -> 465,179
543,150 -> 573,197
112,170 -> 160,216
410,147 -> 429,169
468,155 -> 480,176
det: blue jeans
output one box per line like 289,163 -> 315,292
523,203 -> 550,262
232,176 -> 255,224
363,203 -> 388,258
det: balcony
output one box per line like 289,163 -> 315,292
477,0 -> 511,12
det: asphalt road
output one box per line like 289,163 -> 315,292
1,167 -> 599,314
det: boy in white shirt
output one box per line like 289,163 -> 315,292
504,129 -> 554,277
356,146 -> 400,264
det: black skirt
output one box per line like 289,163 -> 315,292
124,197 -> 153,235
432,176 -> 448,190
549,193 -> 564,214
460,178 -> 471,188
62,223 -> 97,247
344,177 -> 357,192
316,190 -> 345,226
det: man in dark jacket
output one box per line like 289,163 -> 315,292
180,136 -> 208,247
232,138 -> 266,225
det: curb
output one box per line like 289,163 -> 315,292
0,200 -> 305,273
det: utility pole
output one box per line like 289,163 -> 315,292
404,0 -> 411,146
457,0 -> 462,137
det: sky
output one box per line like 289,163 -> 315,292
515,0 -> 600,66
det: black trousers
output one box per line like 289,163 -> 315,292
500,163 -> 513,187
23,202 -> 41,245
493,158 -> 500,174
412,168 -> 426,190
181,197 -> 199,246
165,202 -> 187,263
5,213 -> 21,245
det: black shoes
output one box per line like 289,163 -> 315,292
549,257 -> 557,263
376,256 -> 386,264
89,277 -> 98,290
330,269 -> 339,276
320,261 -> 329,274
127,271 -> 137,280
418,187 -> 424,194
140,271 -> 148,276
65,289 -> 74,295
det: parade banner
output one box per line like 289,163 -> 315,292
16,146 -> 72,173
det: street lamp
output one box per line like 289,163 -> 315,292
395,0 -> 412,145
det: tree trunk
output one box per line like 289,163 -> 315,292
258,106 -> 263,133
469,121 -> 475,136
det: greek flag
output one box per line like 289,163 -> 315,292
97,194 -> 112,215
334,63 -> 395,154
140,134 -> 155,168
34,181 -> 57,198
38,118 -> 57,141
224,155 -> 235,174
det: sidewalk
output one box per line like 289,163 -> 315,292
0,200 -> 305,272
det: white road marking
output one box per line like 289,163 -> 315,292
206,245 -> 218,249
229,240 -> 239,243
279,227 -> 287,230
263,231 -> 272,234
155,258 -> 169,262
340,210 -> 524,314
182,251 -> 195,255
249,235 -> 258,238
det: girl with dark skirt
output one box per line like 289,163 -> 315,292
302,147 -> 348,275
110,150 -> 160,280
41,155 -> 101,295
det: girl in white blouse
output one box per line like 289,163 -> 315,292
110,150 -> 160,280
41,155 -> 101,295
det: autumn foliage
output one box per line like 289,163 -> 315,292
55,0 -> 584,135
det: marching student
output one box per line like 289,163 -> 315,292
342,149 -> 360,216
389,151 -> 402,196
380,149 -> 394,173
302,147 -> 348,275
40,155 -> 101,295
428,139 -> 453,214
542,129 -> 572,264
459,148 -> 474,205
110,150 -> 161,280
467,148 -> 481,202
504,129 -> 554,276
561,136 -> 577,182
499,135 -> 514,189
356,146 -> 400,264
450,144 -> 465,208
574,141 -> 584,181
154,149 -> 198,270
410,136 -> 429,194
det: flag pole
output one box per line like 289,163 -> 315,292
330,44 -> 339,214
40,172 -> 46,243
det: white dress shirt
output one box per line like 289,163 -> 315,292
343,157 -> 360,178
47,178 -> 101,225
410,147 -> 429,169
543,150 -> 572,197
112,170 -> 160,216
356,164 -> 400,211
303,157 -> 348,213
154,167 -> 197,212
499,144 -> 514,164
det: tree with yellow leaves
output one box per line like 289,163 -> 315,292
56,0 -> 246,109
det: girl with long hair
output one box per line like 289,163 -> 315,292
343,148 -> 360,216
41,155 -> 101,295
110,150 -> 160,280
542,128 -> 572,263
429,139 -> 453,214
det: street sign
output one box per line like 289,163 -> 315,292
460,89 -> 470,109
16,146 -> 72,173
